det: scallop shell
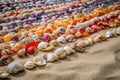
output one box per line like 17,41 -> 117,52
57,36 -> 67,44
0,71 -> 9,78
54,48 -> 67,59
7,62 -> 24,74
24,61 -> 35,70
44,53 -> 58,62
37,42 -> 48,50
66,34 -> 75,42
17,49 -> 26,58
63,46 -> 75,55
33,57 -> 46,66
106,31 -> 114,38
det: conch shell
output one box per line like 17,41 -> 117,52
44,53 -> 58,62
33,57 -> 46,66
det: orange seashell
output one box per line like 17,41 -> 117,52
35,30 -> 43,35
4,35 -> 13,42
44,28 -> 52,33
74,32 -> 81,38
29,29 -> 37,33
65,29 -> 71,35
82,32 -> 90,37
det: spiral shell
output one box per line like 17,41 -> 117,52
7,62 -> 24,74
44,53 -> 58,62
24,61 -> 35,70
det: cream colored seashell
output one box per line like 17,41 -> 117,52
63,46 -> 75,55
58,52 -> 67,59
37,42 -> 48,50
7,62 -> 24,74
44,53 -> 58,62
77,41 -> 86,47
54,48 -> 64,56
33,57 -> 46,66
24,61 -> 35,70
116,28 -> 120,35
84,40 -> 90,46
50,40 -> 59,46
66,34 -> 75,42
87,38 -> 93,45
93,37 -> 100,43
0,71 -> 9,78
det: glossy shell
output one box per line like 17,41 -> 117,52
37,42 -> 48,50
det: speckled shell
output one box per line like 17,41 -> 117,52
37,42 -> 48,50
33,57 -> 46,66
0,43 -> 10,50
7,62 -> 24,74
24,61 -> 35,70
44,53 -> 58,62
85,27 -> 93,33
63,46 -> 75,55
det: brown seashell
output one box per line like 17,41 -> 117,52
1,49 -> 11,56
17,49 -> 26,58
0,37 -> 4,43
71,43 -> 85,52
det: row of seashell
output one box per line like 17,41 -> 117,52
0,27 -> 120,79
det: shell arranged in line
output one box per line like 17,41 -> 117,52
0,71 -> 9,78
7,62 -> 24,74
33,57 -> 46,66
63,46 -> 75,55
57,36 -> 67,44
77,41 -> 86,47
24,61 -> 35,70
106,31 -> 114,38
44,53 -> 58,62
71,43 -> 85,52
41,46 -> 54,52
17,49 -> 26,58
66,34 -> 75,42
87,38 -> 93,45
37,42 -> 49,50
50,40 -> 60,46
54,48 -> 67,59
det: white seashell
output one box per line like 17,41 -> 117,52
0,71 -> 9,78
57,36 -> 67,44
93,37 -> 100,43
85,27 -> 93,33
24,61 -> 35,70
33,57 -> 46,66
54,48 -> 64,56
66,34 -> 75,42
106,31 -> 114,38
59,52 -> 67,59
44,53 -> 58,62
7,62 -> 24,74
63,46 -> 75,55
37,42 -> 48,50
116,28 -> 120,35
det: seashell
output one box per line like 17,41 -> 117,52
87,38 -> 93,45
97,35 -> 107,41
93,37 -> 100,43
43,33 -> 51,42
20,37 -> 34,45
71,43 -> 85,52
7,62 -> 24,74
33,57 -> 46,66
0,71 -> 9,78
54,48 -> 67,59
77,41 -> 86,47
0,43 -> 10,50
57,36 -> 67,44
44,53 -> 58,62
17,49 -> 26,58
84,40 -> 90,46
74,32 -> 81,38
1,49 -> 11,56
0,37 -> 4,43
116,28 -> 120,35
66,34 -> 75,42
50,40 -> 59,46
63,46 -> 75,55
85,27 -> 93,33
57,27 -> 66,34
41,46 -> 54,52
24,61 -> 35,70
37,42 -> 48,50
106,31 -> 114,38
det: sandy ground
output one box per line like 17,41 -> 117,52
0,27 -> 120,80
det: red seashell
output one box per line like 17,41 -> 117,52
92,28 -> 98,33
26,42 -> 40,55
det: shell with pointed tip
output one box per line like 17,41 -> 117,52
57,36 -> 67,44
0,71 -> 9,78
63,46 -> 75,55
33,57 -> 46,66
24,61 -> 35,70
7,62 -> 24,74
37,42 -> 48,50
66,34 -> 75,42
44,53 -> 58,62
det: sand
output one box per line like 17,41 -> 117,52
0,28 -> 120,80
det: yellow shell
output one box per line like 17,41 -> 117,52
41,46 -> 54,52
